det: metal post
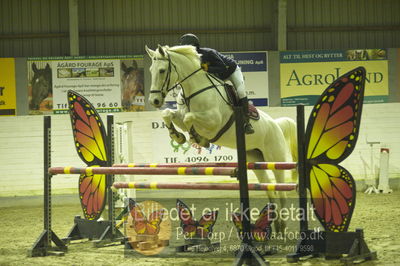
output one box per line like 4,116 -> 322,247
233,106 -> 267,265
234,107 -> 251,244
29,116 -> 66,256
44,115 -> 51,247
106,115 -> 116,236
296,105 -> 308,232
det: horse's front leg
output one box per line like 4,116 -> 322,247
188,127 -> 210,148
162,109 -> 186,144
183,110 -> 221,148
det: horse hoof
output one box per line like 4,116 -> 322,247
174,133 -> 186,144
201,141 -> 210,148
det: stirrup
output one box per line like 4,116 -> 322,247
245,123 -> 254,134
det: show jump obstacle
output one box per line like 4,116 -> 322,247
112,182 -> 297,191
113,162 -> 297,170
30,67 -> 376,266
49,166 -> 238,176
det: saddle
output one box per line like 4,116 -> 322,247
223,83 -> 260,120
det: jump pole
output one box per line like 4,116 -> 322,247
49,166 -> 237,176
113,162 -> 297,170
112,182 -> 297,191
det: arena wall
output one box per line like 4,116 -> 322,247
1,103 -> 399,197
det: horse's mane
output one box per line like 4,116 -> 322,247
162,45 -> 201,66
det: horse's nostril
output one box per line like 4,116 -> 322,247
154,99 -> 160,106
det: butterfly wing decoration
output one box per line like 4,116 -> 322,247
176,199 -> 218,239
147,209 -> 166,235
128,199 -> 165,235
305,67 -> 366,232
231,203 -> 275,242
68,90 -> 108,220
177,199 -> 197,238
252,203 -> 275,241
196,210 -> 218,238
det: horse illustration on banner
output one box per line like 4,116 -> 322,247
121,60 -> 145,111
29,62 -> 53,111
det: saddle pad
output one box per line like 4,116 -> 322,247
248,103 -> 260,121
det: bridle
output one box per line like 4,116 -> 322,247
150,50 -> 230,109
149,54 -> 175,99
149,51 -> 203,100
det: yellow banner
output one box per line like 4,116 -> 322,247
281,60 -> 389,98
0,58 -> 17,116
281,61 -> 388,99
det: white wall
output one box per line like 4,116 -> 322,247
0,103 -> 399,197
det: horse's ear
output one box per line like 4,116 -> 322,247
157,44 -> 166,57
121,62 -> 127,72
132,60 -> 138,69
45,63 -> 51,71
145,45 -> 155,58
32,63 -> 38,72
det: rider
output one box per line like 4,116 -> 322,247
179,33 -> 255,135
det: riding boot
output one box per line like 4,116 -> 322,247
239,97 -> 255,134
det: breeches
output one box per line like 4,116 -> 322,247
226,66 -> 247,99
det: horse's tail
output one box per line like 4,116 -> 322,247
276,117 -> 298,163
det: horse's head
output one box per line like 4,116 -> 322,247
30,63 -> 52,110
121,60 -> 144,110
145,45 -> 179,108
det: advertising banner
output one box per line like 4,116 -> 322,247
223,51 -> 269,106
164,51 -> 269,108
151,119 -> 237,164
280,49 -> 388,106
0,58 -> 17,116
27,55 -> 144,114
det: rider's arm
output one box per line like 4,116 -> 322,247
200,49 -> 228,74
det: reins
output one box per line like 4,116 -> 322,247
150,51 -> 231,110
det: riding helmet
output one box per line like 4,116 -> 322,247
179,33 -> 200,48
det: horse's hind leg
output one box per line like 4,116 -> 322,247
246,150 -> 286,233
162,109 -> 186,144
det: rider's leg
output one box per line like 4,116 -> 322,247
238,97 -> 255,134
228,67 -> 254,134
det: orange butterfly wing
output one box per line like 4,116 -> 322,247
68,90 -> 108,220
197,211 -> 218,238
147,209 -> 166,235
305,67 -> 366,232
129,199 -> 164,235
232,203 -> 274,242
177,199 -> 218,239
252,203 -> 275,241
129,199 -> 148,234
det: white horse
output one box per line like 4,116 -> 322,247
145,45 -> 297,232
